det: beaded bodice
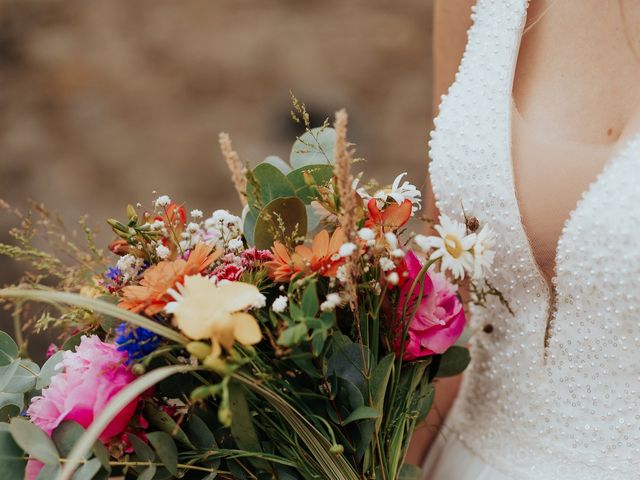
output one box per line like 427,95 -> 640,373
428,0 -> 640,478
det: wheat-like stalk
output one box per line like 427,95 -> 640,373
333,109 -> 359,311
218,132 -> 247,207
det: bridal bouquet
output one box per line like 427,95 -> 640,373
0,105 -> 500,480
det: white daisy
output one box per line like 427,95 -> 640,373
417,215 -> 477,279
373,173 -> 422,214
472,224 -> 496,280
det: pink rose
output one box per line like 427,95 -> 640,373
394,250 -> 466,360
27,335 -> 139,441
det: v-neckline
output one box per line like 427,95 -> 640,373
504,0 -> 638,354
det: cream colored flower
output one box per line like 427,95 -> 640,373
166,275 -> 263,357
414,215 -> 476,279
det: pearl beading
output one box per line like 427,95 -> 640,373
428,0 -> 640,478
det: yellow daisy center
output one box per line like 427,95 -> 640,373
444,234 -> 463,258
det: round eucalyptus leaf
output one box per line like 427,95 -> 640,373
9,417 -> 59,465
290,127 -> 336,168
254,197 -> 307,250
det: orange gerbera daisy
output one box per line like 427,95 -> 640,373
265,228 -> 347,282
119,243 -> 221,316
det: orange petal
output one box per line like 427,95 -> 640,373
328,227 -> 347,253
381,199 -> 412,230
311,230 -> 330,258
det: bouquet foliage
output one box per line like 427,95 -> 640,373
0,105 -> 503,480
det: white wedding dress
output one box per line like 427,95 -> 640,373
423,1 -> 640,479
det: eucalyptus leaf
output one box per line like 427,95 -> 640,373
290,127 -> 336,168
0,360 -> 20,391
436,346 -> 471,378
246,163 -> 296,215
36,463 -> 61,479
6,360 -> 39,394
186,414 -> 216,450
56,365 -> 200,480
143,403 -> 193,448
71,458 -> 102,480
0,331 -> 18,365
254,197 -> 307,250
0,391 -> 24,414
242,207 -> 258,247
10,417 -> 59,465
37,351 -> 64,389
286,164 -> 334,204
0,404 -> 20,422
263,155 -> 292,174
128,433 -> 155,462
147,432 -> 178,475
137,465 -> 157,480
53,421 -> 86,458
0,429 -> 26,479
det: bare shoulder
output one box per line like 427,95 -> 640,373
432,0 -> 476,110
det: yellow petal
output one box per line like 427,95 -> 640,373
216,282 -> 263,312
210,339 -> 222,358
232,312 -> 262,346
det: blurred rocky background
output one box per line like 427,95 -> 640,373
0,0 -> 434,350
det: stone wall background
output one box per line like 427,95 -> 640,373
0,0 -> 435,349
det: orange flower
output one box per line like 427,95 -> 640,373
364,198 -> 412,232
266,228 -> 347,282
119,243 -> 221,316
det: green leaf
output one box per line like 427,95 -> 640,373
290,127 -> 336,168
185,414 -> 216,450
301,283 -> 319,317
61,333 -> 83,352
37,351 -> 64,389
263,155 -> 292,174
143,403 -> 193,448
56,365 -> 200,480
36,463 -> 61,479
0,360 -> 19,391
228,382 -> 269,471
341,406 -> 379,426
9,417 -> 59,465
246,163 -> 296,215
436,346 -> 471,378
128,433 -> 155,462
254,197 -> 307,250
147,432 -> 178,475
137,465 -> 157,480
0,391 -> 24,411
277,324 -> 307,347
0,429 -> 26,479
53,422 -> 86,458
0,289 -> 189,346
327,338 -> 368,393
0,404 -> 20,422
0,332 -> 18,365
286,164 -> 334,204
368,353 -> 394,425
415,383 -> 435,424
71,458 -> 102,480
92,440 -> 111,473
243,207 -> 258,247
6,359 -> 39,394
398,464 -> 423,480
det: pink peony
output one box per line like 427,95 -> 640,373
394,250 -> 466,360
27,335 -> 139,441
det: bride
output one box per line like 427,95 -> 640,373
409,0 -> 640,478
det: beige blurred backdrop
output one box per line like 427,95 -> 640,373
0,0 -> 435,342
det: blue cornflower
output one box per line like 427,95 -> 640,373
115,323 -> 161,364
105,267 -> 122,281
